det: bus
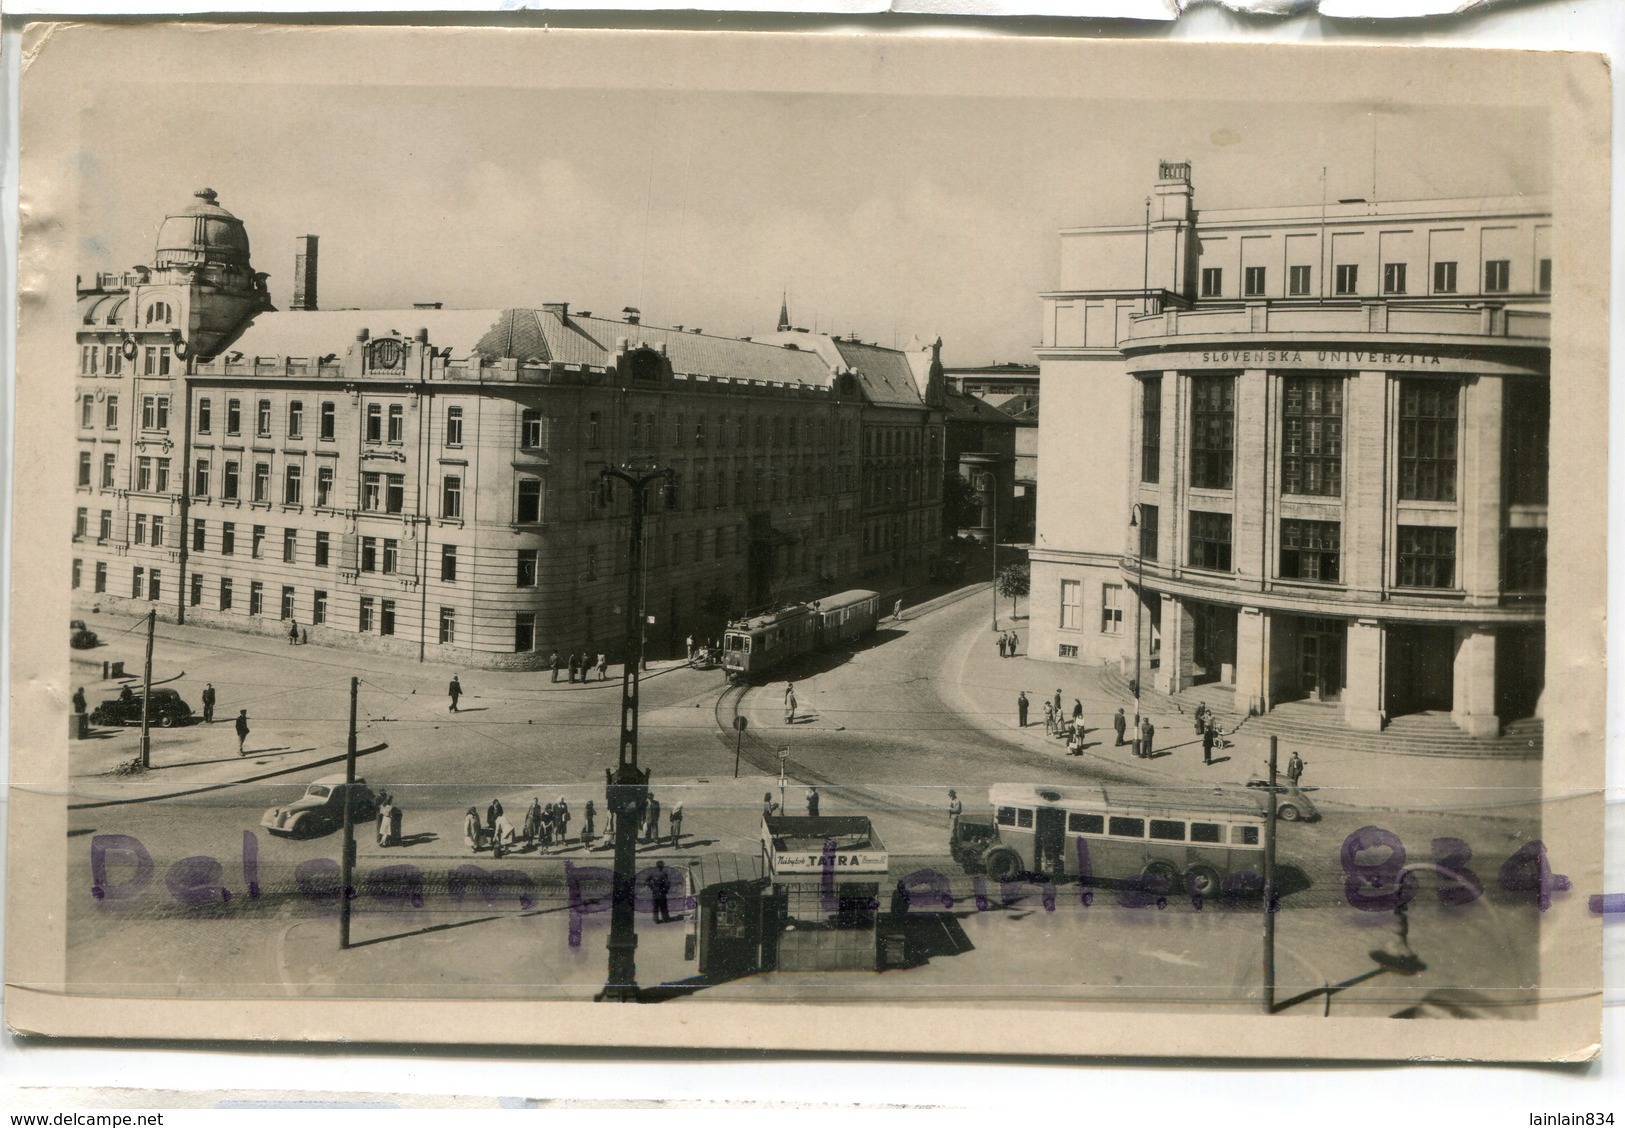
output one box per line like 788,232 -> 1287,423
952,782 -> 1268,899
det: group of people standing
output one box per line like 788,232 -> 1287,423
549,651 -> 610,684
995,631 -> 1019,658
466,796 -> 596,857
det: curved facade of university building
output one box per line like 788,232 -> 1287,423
1029,163 -> 1549,736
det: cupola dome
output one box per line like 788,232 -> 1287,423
154,188 -> 251,270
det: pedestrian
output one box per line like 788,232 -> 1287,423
1067,729 -> 1084,756
568,652 -> 580,683
998,633 -> 1007,659
596,653 -> 608,681
524,797 -> 543,848
1202,721 -> 1217,766
1072,698 -> 1084,735
448,675 -> 462,713
1194,701 -> 1211,736
301,627 -> 309,645
686,634 -> 695,660
763,791 -> 779,818
645,860 -> 675,923
947,789 -> 963,834
492,808 -> 516,858
555,797 -> 571,843
486,798 -> 503,836
201,683 -> 216,723
388,801 -> 403,847
582,799 -> 596,846
806,786 -> 820,816
1113,707 -> 1126,747
893,598 -> 903,622
669,801 -> 684,847
1042,701 -> 1055,735
1140,717 -> 1155,758
784,682 -> 797,724
234,709 -> 250,755
549,651 -> 561,683
72,686 -> 87,715
1053,688 -> 1062,716
376,795 -> 393,847
542,803 -> 557,847
1006,631 -> 1018,657
1017,690 -> 1029,728
644,794 -> 661,844
288,619 -> 299,645
464,807 -> 482,853
120,685 -> 135,705
1287,750 -> 1306,785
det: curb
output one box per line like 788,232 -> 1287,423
68,742 -> 391,809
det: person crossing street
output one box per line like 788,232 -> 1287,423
448,675 -> 463,713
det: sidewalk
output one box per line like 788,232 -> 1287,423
935,617 -> 1544,817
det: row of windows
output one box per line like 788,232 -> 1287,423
1142,375 -> 1472,504
1197,258 -> 1551,299
78,345 -> 174,377
618,408 -> 859,454
994,805 -> 1260,846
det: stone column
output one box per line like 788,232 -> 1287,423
1344,370 -> 1391,596
1459,376 -> 1504,603
1451,624 -> 1500,737
1232,370 -> 1271,586
1234,606 -> 1271,716
1343,617 -> 1387,732
1156,592 -> 1193,696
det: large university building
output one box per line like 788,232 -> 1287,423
74,190 -> 946,667
1029,163 -> 1550,735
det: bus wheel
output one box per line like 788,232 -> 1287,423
1184,865 -> 1221,899
983,847 -> 1023,883
1142,860 -> 1179,895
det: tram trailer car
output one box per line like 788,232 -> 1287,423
952,782 -> 1269,900
722,589 -> 880,680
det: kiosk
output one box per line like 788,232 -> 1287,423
762,815 -> 889,972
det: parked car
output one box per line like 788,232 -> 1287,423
262,774 -> 378,839
88,688 -> 195,728
1245,778 -> 1321,823
70,619 -> 98,649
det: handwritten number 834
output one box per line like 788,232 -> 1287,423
1340,825 -> 1570,912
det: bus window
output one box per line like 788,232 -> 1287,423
1016,809 -> 1034,829
1108,816 -> 1145,838
1149,819 -> 1186,842
1231,825 -> 1259,846
1190,822 -> 1222,844
1067,812 -> 1104,835
996,806 -> 1016,827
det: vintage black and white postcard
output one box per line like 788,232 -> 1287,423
5,25 -> 1610,1059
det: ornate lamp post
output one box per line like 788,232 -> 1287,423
597,460 -> 676,1003
976,469 -> 998,631
1128,503 -> 1147,742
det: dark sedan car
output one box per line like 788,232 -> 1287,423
89,688 -> 195,728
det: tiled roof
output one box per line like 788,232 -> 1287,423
544,314 -> 833,386
832,339 -> 925,408
943,389 -> 1018,424
218,308 -> 512,361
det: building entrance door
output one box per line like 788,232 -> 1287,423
1386,625 -> 1455,716
1190,602 -> 1237,686
1299,618 -> 1345,701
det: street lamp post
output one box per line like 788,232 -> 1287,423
1129,503 -> 1146,747
597,461 -> 675,1003
977,470 -> 998,631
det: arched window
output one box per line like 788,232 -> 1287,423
144,301 -> 173,326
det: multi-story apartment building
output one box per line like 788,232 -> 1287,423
1030,162 -> 1550,736
74,190 -> 941,668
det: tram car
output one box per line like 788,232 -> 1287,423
722,589 -> 880,680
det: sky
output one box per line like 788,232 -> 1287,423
69,42 -> 1550,367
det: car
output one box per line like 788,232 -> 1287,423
88,687 -> 195,728
1245,778 -> 1321,823
70,619 -> 99,649
262,774 -> 378,839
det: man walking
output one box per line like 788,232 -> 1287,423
1017,691 -> 1030,728
288,619 -> 300,645
555,797 -> 571,844
997,633 -> 1007,659
201,683 -> 216,724
582,799 -> 596,846
549,652 -> 561,683
1113,707 -> 1126,746
1053,688 -> 1063,716
596,652 -> 609,681
72,686 -> 88,715
805,786 -> 820,816
646,860 -> 675,923
1072,698 -> 1084,736
784,682 -> 797,724
1140,717 -> 1155,759
1202,721 -> 1217,766
234,709 -> 250,755
448,675 -> 462,713
644,794 -> 662,844
568,652 -> 580,684
669,801 -> 684,847
947,789 -> 963,834
1287,750 -> 1306,785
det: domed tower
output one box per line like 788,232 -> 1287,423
149,187 -> 273,359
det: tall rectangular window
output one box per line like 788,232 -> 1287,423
1243,266 -> 1266,297
587,412 -> 601,448
219,577 -> 233,610
134,514 -> 147,545
445,406 -> 464,446
516,478 -> 542,523
380,600 -> 396,637
1538,258 -> 1552,293
1484,259 -> 1510,293
99,509 -> 113,540
151,515 -> 165,548
1503,528 -> 1547,593
1188,510 -> 1233,572
149,569 -> 162,601
359,597 -> 374,632
1281,375 -> 1343,496
280,586 -> 295,620
221,522 -> 235,555
1383,263 -> 1408,294
155,458 -> 170,493
226,399 -> 242,435
362,473 -> 382,511
76,508 -> 89,538
283,528 -> 297,563
72,558 -> 82,589
137,457 -> 153,492
517,549 -> 538,586
441,544 -> 457,582
256,399 -> 272,437
1137,503 -> 1159,560
223,460 -> 239,500
249,581 -> 264,616
315,531 -> 330,567
253,462 -> 270,503
95,561 -> 107,592
320,402 -> 335,440
251,525 -> 265,558
442,475 -> 463,518
102,453 -> 116,488
515,613 -> 536,653
194,458 -> 210,497
1334,264 -> 1359,295
287,401 -> 304,439
1200,267 -> 1223,297
521,409 -> 542,449
106,395 -> 120,430
1398,380 -> 1459,502
387,404 -> 404,443
81,396 -> 94,428
386,474 -> 404,514
1397,525 -> 1456,588
360,536 -> 377,572
313,590 -> 327,624
1289,265 -> 1312,296
1280,519 -> 1341,582
284,464 -> 302,505
316,465 -> 334,507
196,397 -> 211,434
189,573 -> 202,606
1140,376 -> 1161,484
193,518 -> 206,552
1189,374 -> 1235,490
1100,584 -> 1123,635
382,539 -> 399,575
438,607 -> 456,644
78,451 -> 92,486
366,404 -> 382,442
142,396 -> 157,429
1504,379 -> 1549,506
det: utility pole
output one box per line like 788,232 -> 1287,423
1263,734 -> 1279,1014
1129,504 -> 1146,743
733,715 -> 748,778
598,462 -> 674,1002
978,471 -> 998,631
138,609 -> 156,769
340,675 -> 358,950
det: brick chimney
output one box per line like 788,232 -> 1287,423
292,235 -> 319,311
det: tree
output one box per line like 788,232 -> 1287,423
996,561 -> 1030,620
943,472 -> 980,537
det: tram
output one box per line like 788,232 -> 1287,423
721,589 -> 881,680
